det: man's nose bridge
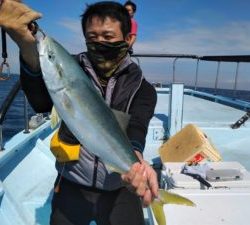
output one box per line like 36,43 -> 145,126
96,35 -> 106,42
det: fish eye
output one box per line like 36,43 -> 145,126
48,51 -> 55,61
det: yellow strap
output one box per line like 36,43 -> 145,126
50,131 -> 80,162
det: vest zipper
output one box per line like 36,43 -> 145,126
54,163 -> 66,193
126,76 -> 144,113
92,156 -> 98,187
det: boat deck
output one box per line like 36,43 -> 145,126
145,89 -> 250,170
0,89 -> 250,225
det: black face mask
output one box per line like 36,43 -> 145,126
86,41 -> 129,78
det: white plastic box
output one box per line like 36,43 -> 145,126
162,161 -> 250,189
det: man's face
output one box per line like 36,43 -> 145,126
85,16 -> 130,43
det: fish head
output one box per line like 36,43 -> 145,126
38,36 -> 67,93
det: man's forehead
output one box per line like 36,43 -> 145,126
86,15 -> 119,25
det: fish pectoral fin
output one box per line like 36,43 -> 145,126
150,200 -> 166,225
62,92 -> 74,115
50,106 -> 61,129
158,189 -> 196,207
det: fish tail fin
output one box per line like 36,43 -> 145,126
150,189 -> 195,225
158,189 -> 195,206
150,200 -> 166,225
50,106 -> 61,129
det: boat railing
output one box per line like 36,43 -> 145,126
132,54 -> 250,111
0,79 -> 30,151
132,53 -> 250,109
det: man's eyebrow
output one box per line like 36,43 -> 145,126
86,30 -> 116,35
103,30 -> 116,35
86,31 -> 97,35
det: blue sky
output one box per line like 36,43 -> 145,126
2,0 -> 250,90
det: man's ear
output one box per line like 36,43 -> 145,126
125,33 -> 132,47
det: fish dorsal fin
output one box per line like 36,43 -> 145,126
111,109 -> 131,133
50,106 -> 61,129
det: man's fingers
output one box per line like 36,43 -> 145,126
142,189 -> 153,207
130,163 -> 145,185
8,0 -> 22,2
18,10 -> 42,26
12,1 -> 42,24
134,181 -> 146,196
121,162 -> 140,183
1,0 -> 42,24
121,162 -> 159,205
147,168 -> 159,197
121,162 -> 148,196
133,167 -> 147,196
0,0 -> 19,5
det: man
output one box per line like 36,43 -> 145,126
0,1 -> 158,225
124,0 -> 138,53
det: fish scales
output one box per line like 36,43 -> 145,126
38,36 -> 138,173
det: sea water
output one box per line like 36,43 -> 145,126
0,75 -> 34,143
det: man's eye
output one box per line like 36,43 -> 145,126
104,36 -> 113,41
87,36 -> 97,41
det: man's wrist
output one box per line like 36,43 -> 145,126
20,48 -> 40,73
20,54 -> 41,77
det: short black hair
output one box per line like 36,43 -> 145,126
81,1 -> 131,38
124,1 -> 137,13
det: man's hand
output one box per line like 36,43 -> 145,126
121,151 -> 159,207
0,0 -> 42,71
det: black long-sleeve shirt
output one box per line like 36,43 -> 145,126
20,56 -> 157,152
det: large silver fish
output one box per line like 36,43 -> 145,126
38,36 -> 138,173
38,36 -> 195,225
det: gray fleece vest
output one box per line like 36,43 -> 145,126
56,53 -> 144,190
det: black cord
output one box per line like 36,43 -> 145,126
231,111 -> 250,129
1,28 -> 7,59
183,172 -> 212,188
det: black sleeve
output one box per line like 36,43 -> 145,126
127,79 -> 157,153
20,57 -> 53,113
